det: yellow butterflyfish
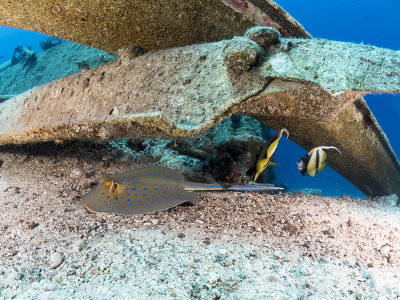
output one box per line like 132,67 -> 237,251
246,128 -> 289,182
297,146 -> 341,176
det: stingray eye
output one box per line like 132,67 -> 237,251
104,180 -> 118,193
110,181 -> 118,193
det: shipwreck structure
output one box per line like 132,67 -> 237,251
0,0 -> 399,198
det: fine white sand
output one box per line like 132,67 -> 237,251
0,142 -> 399,299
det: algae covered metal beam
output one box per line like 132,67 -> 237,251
0,29 -> 399,197
0,0 -> 310,54
261,38 -> 400,92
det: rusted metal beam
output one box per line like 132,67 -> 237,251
0,0 -> 310,54
0,29 -> 399,197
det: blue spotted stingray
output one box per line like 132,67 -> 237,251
81,167 -> 282,215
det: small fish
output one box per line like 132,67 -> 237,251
81,167 -> 283,215
297,146 -> 342,176
246,128 -> 289,182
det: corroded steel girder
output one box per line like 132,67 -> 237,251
0,0 -> 309,54
0,30 -> 399,197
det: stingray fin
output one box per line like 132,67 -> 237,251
187,193 -> 199,205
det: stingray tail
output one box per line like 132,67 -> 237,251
183,183 -> 283,192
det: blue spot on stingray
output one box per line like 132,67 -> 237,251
125,178 -> 129,182
135,179 -> 138,182
107,196 -> 110,198
104,200 -> 107,203
126,188 -> 129,190
160,186 -> 163,188
152,195 -> 156,197
118,177 -> 122,180
102,192 -> 105,195
127,193 -> 130,195
166,175 -> 169,178
162,192 -> 167,194
114,201 -> 118,204
127,199 -> 131,202
131,188 -> 136,191
143,194 -> 147,196
105,204 -> 108,207
114,197 -> 118,200
98,199 -> 100,202
135,194 -> 138,196
147,199 -> 151,201
144,188 -> 148,190
154,188 -> 159,191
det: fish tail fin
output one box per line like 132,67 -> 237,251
183,183 -> 283,192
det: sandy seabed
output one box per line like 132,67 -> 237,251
0,142 -> 399,299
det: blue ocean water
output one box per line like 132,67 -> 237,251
0,1 -> 398,198
0,26 -> 48,62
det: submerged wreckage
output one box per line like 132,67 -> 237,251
0,0 -> 399,198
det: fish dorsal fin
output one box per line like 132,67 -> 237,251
266,138 -> 280,159
319,149 -> 327,165
265,128 -> 288,161
321,146 -> 341,155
